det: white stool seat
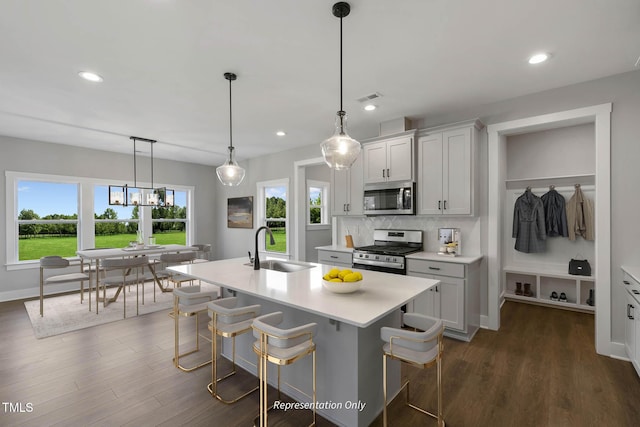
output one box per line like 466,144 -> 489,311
381,312 -> 445,427
252,311 -> 317,426
208,297 -> 261,404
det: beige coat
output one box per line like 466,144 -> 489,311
566,186 -> 594,241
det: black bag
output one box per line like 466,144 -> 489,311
569,258 -> 591,276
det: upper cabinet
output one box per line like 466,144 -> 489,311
417,120 -> 483,216
331,153 -> 364,216
363,131 -> 416,184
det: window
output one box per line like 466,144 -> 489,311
17,180 -> 79,260
257,179 -> 289,255
151,190 -> 188,245
94,185 -> 139,248
5,171 -> 195,267
307,180 -> 329,225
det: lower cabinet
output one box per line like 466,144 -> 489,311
622,267 -> 640,377
317,248 -> 353,269
407,257 -> 481,342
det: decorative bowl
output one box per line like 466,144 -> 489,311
322,279 -> 362,294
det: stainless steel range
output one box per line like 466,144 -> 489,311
352,229 -> 423,274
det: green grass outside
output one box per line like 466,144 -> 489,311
19,232 -> 186,261
266,228 -> 286,253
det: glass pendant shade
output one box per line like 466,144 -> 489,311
216,149 -> 245,186
321,111 -> 361,170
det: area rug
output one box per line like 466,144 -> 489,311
24,283 -> 182,339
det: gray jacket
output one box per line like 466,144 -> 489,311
513,189 -> 546,253
541,188 -> 568,237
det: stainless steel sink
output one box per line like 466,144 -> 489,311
245,260 -> 314,272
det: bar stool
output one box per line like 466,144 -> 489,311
381,313 -> 445,427
207,297 -> 261,404
173,285 -> 220,372
252,311 -> 317,427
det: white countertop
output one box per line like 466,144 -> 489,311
169,258 -> 438,328
315,245 -> 354,253
406,252 -> 483,264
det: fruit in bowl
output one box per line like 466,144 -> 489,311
322,268 -> 363,293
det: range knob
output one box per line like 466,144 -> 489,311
364,254 -> 369,259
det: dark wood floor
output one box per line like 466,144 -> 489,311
1,299 -> 639,426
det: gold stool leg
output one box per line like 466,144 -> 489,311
383,354 -> 388,427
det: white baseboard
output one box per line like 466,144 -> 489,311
608,341 -> 629,361
0,283 -> 80,302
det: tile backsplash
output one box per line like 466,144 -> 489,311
337,216 -> 481,255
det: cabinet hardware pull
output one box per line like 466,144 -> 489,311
438,200 -> 441,209
428,266 -> 441,270
623,280 -> 630,285
343,204 -> 347,212
628,304 -> 635,319
347,203 -> 350,211
387,168 -> 390,178
330,255 -> 338,259
382,169 -> 385,178
443,200 -> 447,210
435,285 -> 438,292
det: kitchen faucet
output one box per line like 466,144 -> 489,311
254,226 -> 275,270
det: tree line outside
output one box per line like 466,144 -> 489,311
18,205 -> 187,238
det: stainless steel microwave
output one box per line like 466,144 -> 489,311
363,181 -> 415,216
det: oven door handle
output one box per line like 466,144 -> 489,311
352,259 -> 405,269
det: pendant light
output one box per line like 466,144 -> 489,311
108,136 -> 175,207
216,72 -> 246,186
321,2 -> 361,170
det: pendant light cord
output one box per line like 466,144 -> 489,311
228,76 -> 234,160
339,14 -> 343,113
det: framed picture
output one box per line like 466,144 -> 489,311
227,196 -> 253,228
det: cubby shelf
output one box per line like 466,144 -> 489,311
503,266 -> 595,313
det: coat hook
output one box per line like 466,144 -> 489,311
549,184 -> 555,190
575,183 -> 581,188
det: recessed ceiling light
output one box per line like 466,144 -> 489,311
364,104 -> 377,111
78,71 -> 104,82
528,53 -> 549,65
276,131 -> 286,136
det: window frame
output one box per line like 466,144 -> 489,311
256,178 -> 290,257
307,179 -> 330,227
5,171 -> 194,270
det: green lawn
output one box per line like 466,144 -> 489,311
19,232 -> 186,261
266,228 -> 286,253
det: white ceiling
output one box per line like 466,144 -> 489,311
0,0 -> 638,166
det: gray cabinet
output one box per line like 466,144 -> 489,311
362,131 -> 415,184
622,267 -> 640,377
407,257 -> 481,342
417,120 -> 482,216
331,154 -> 363,216
317,248 -> 352,269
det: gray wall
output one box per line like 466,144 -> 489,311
0,135 -> 217,300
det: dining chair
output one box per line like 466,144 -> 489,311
156,252 -> 198,289
100,255 -> 150,318
381,313 -> 445,427
39,256 -> 90,317
193,244 -> 212,263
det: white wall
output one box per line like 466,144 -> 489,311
0,135 -> 217,300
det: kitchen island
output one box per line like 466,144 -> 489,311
169,258 -> 439,427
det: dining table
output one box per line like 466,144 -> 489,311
76,244 -> 197,313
